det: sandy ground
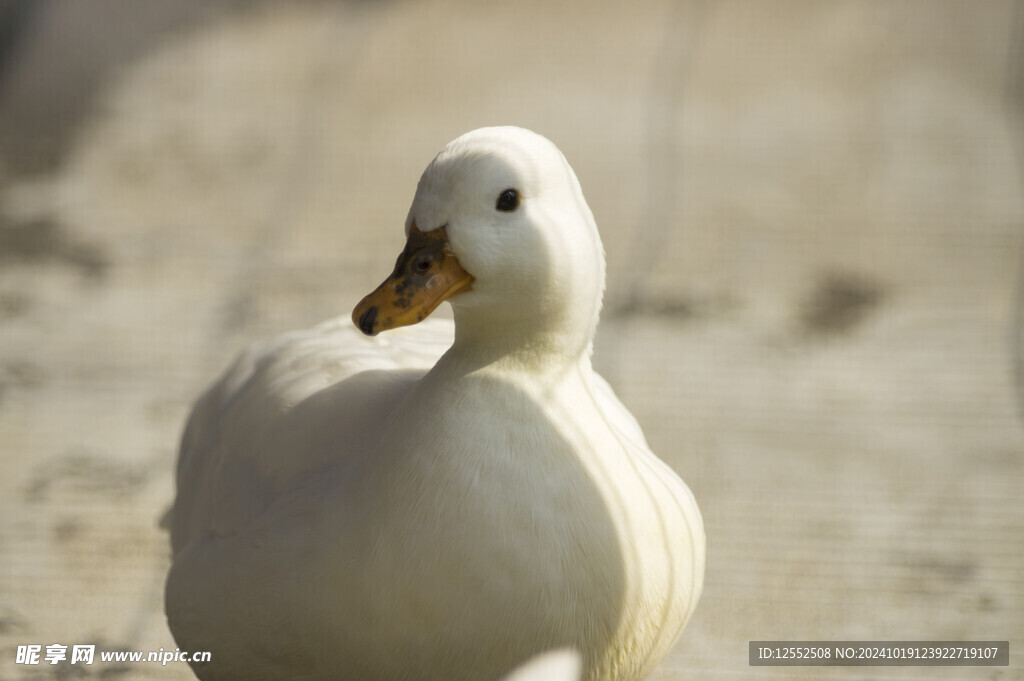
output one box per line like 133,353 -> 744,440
1,1 -> 1022,679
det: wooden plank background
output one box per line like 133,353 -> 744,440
1,1 -> 1021,679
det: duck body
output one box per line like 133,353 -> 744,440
166,127 -> 704,681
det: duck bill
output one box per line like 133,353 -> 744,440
352,224 -> 474,336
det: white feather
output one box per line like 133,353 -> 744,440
165,127 -> 705,681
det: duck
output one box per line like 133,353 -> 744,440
165,126 -> 705,681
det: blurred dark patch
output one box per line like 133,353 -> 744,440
53,516 -> 84,543
218,290 -> 259,335
977,593 -> 998,612
0,217 -> 109,277
901,554 -> 977,584
608,295 -> 696,320
0,605 -> 29,634
1007,2 -> 1024,433
0,359 -> 44,406
0,289 -> 31,319
0,0 -> 45,83
0,0 -> 275,177
607,291 -> 737,321
0,0 -> 396,176
1,360 -> 44,388
24,450 -> 154,502
799,272 -> 884,335
96,663 -> 137,678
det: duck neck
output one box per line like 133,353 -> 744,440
441,305 -> 595,378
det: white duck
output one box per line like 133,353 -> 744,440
165,126 -> 704,681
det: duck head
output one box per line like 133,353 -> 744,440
353,126 -> 605,361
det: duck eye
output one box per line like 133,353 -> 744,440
495,188 -> 520,212
413,254 -> 433,273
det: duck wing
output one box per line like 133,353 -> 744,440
168,317 -> 453,554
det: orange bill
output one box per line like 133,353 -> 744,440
352,224 -> 474,336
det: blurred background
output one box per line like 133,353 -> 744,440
1,0 -> 1022,679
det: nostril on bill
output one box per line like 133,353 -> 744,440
358,307 -> 379,336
